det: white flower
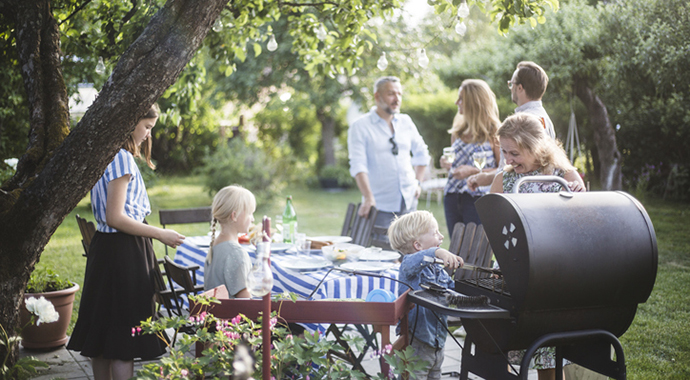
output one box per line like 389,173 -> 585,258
4,158 -> 18,170
25,296 -> 59,326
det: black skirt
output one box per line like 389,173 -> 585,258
67,231 -> 167,360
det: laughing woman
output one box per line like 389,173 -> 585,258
490,112 -> 585,194
67,104 -> 185,380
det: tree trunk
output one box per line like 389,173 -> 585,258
0,0 -> 226,366
574,76 -> 622,190
317,109 -> 337,168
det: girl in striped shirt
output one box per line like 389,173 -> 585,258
68,103 -> 185,380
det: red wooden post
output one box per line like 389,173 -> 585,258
262,292 -> 271,380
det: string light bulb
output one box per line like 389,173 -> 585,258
455,20 -> 467,36
377,52 -> 388,71
457,1 -> 470,18
212,19 -> 223,32
267,35 -> 278,52
95,57 -> 106,75
315,24 -> 328,41
418,48 -> 429,68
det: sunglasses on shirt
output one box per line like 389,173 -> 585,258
389,137 -> 399,156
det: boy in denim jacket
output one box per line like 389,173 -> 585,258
389,210 -> 464,380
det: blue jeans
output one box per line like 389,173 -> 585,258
443,192 -> 482,238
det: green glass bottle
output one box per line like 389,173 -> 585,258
282,196 -> 297,243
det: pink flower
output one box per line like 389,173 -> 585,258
286,334 -> 293,340
231,315 -> 242,325
269,317 -> 278,329
131,328 -> 136,337
180,369 -> 189,377
384,344 -> 393,354
136,327 -> 142,334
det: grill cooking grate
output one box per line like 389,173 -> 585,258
463,277 -> 511,297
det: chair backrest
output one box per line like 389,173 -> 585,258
340,203 -> 358,237
159,206 -> 212,255
369,225 -> 393,250
449,222 -> 494,281
75,214 -> 96,257
159,207 -> 212,227
151,259 -> 178,317
163,256 -> 198,293
350,204 -> 378,247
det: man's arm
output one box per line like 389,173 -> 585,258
354,172 -> 376,217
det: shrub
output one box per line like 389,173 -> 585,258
318,165 -> 354,188
26,268 -> 74,294
199,138 -> 284,205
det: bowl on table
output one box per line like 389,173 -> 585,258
321,243 -> 364,263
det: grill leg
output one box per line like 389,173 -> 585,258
522,329 -> 627,380
460,335 -> 520,380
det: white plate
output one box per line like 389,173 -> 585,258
270,243 -> 293,253
309,236 -> 352,244
281,257 -> 333,271
340,261 -> 397,273
186,235 -> 211,247
358,249 -> 401,262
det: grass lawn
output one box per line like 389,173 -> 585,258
35,175 -> 689,379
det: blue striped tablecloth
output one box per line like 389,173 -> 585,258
173,236 -> 401,332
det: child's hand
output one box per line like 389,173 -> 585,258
435,248 -> 463,270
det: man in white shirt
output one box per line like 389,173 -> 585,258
468,62 -> 556,189
348,76 -> 430,229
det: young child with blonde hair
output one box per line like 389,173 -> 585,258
204,185 -> 256,298
388,210 -> 464,380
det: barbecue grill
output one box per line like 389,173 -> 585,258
408,189 -> 657,380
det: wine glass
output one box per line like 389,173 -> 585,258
473,151 -> 488,170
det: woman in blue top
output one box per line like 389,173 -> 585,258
440,80 -> 501,237
67,104 -> 185,380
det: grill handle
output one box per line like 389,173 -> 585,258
512,175 -> 572,194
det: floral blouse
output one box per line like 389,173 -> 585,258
502,168 -> 566,193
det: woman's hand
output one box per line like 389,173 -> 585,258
439,156 -> 452,170
435,248 -> 464,270
450,165 -> 480,180
567,181 -> 586,192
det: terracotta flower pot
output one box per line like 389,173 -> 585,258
20,283 -> 80,350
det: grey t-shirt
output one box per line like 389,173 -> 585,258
203,241 -> 252,297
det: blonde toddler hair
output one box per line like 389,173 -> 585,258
388,210 -> 438,255
207,185 -> 256,264
499,113 -> 575,175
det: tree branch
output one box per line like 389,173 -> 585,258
58,0 -> 93,26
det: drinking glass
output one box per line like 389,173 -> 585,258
442,147 -> 456,164
473,151 -> 488,170
295,233 -> 311,257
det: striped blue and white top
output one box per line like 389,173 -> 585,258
91,148 -> 151,233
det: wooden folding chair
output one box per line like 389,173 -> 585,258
159,206 -> 212,256
340,203 -> 357,237
162,256 -> 204,313
340,203 -> 378,247
75,214 -> 96,257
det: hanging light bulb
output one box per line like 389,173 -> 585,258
377,52 -> 388,71
418,48 -> 429,68
315,24 -> 328,41
212,18 -> 223,32
457,1 -> 470,19
455,20 -> 467,36
95,57 -> 106,75
267,35 -> 278,52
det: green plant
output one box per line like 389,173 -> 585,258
26,268 -> 74,294
0,297 -> 58,380
318,165 -> 355,188
134,294 -> 427,379
199,138 -> 285,205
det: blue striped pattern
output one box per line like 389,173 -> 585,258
174,239 -> 400,332
91,149 -> 151,233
